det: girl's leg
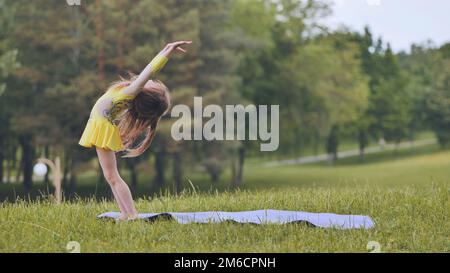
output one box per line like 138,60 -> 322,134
96,147 -> 138,218
110,184 -> 128,217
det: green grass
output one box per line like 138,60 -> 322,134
0,143 -> 449,252
240,145 -> 449,189
0,184 -> 448,253
245,131 -> 436,165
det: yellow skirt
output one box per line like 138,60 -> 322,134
78,118 -> 125,151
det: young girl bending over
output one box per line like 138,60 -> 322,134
79,41 -> 192,221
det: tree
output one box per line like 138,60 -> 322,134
398,42 -> 442,139
368,45 -> 411,144
425,45 -> 450,146
282,34 -> 369,162
0,0 -> 20,183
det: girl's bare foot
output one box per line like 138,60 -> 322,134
115,213 -> 128,222
127,213 -> 139,221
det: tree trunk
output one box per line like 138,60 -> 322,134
326,126 -> 339,165
153,151 -> 166,192
94,0 -> 105,85
19,135 -> 34,194
6,154 -> 11,183
116,5 -> 125,72
358,129 -> 368,162
15,158 -> 23,183
211,173 -> 219,183
230,153 -> 237,188
0,143 -> 4,183
235,146 -> 245,187
172,151 -> 182,193
15,155 -> 22,184
125,159 -> 138,190
69,1 -> 81,72
5,149 -> 12,183
5,143 -> 15,183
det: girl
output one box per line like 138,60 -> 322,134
79,41 -> 192,221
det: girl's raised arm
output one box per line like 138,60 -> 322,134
122,41 -> 192,97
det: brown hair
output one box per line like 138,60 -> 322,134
109,77 -> 171,158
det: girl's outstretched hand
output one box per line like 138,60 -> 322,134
160,41 -> 192,58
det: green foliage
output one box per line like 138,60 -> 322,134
1,0 -> 449,192
0,0 -> 20,96
398,42 -> 450,147
426,89 -> 450,146
0,49 -> 19,96
424,56 -> 450,146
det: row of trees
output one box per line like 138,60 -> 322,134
1,0 -> 449,196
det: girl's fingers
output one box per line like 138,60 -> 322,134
161,41 -> 191,56
175,41 -> 192,46
167,41 -> 192,50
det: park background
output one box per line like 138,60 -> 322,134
0,0 -> 448,252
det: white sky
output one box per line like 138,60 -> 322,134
325,0 -> 450,52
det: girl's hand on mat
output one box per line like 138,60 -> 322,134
160,41 -> 192,58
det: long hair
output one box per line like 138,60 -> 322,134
109,77 -> 171,158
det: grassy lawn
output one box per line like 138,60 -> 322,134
0,143 -> 450,252
0,184 -> 448,252
240,145 -> 449,189
0,144 -> 449,252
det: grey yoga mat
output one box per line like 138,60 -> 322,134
97,209 -> 375,229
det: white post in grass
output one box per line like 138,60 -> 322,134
33,157 -> 62,204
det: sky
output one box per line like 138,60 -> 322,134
324,0 -> 450,52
